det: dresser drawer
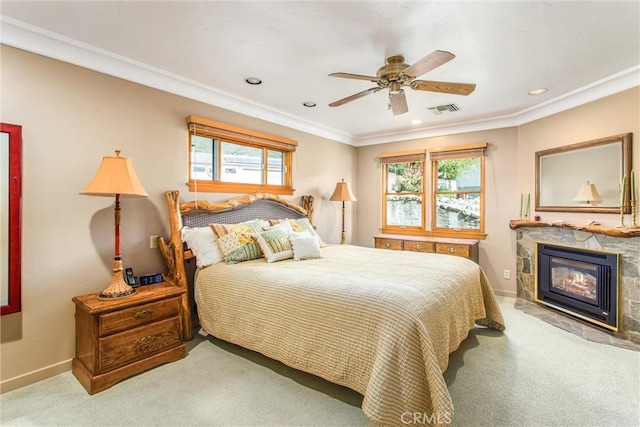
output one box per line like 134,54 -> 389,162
403,241 -> 434,253
99,297 -> 181,336
435,243 -> 471,258
375,238 -> 403,250
99,316 -> 181,372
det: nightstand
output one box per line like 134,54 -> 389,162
72,282 -> 186,394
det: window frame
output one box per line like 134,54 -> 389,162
187,116 -> 296,195
429,143 -> 487,239
380,150 -> 427,235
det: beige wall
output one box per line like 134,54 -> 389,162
1,44 -> 638,392
355,128 -> 520,296
519,86 -> 640,226
0,46 -> 356,390
355,86 -> 639,299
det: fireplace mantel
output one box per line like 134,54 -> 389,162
509,220 -> 640,238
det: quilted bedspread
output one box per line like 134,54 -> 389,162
195,244 -> 505,426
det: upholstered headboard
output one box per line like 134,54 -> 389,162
157,190 -> 314,341
181,199 -> 308,229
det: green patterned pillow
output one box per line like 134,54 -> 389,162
210,221 -> 265,264
253,227 -> 294,263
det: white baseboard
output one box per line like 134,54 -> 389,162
492,288 -> 517,298
0,359 -> 72,394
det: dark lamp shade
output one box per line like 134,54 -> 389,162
80,151 -> 148,197
329,180 -> 356,202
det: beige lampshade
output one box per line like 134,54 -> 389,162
80,150 -> 148,197
329,179 -> 357,202
573,181 -> 602,203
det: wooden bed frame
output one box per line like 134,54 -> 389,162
157,190 -> 314,341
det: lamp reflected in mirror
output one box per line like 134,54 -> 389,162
573,181 -> 603,207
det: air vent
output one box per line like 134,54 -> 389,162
427,103 -> 460,115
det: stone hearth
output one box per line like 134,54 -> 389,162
512,222 -> 640,345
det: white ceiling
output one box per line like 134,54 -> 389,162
1,1 -> 639,146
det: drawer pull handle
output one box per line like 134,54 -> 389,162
134,335 -> 157,346
415,245 -> 422,250
448,248 -> 456,253
134,309 -> 153,319
385,243 -> 391,248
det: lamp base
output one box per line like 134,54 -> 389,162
98,260 -> 136,299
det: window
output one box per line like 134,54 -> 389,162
430,143 -> 487,239
187,116 -> 296,195
380,150 -> 426,233
379,143 -> 487,239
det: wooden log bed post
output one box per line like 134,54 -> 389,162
158,190 -> 193,341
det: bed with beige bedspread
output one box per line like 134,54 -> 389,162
194,244 -> 505,426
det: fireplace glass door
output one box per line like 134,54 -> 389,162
550,257 -> 598,304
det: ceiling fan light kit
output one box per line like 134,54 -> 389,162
329,50 -> 476,115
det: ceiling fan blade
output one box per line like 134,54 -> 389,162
329,87 -> 381,107
410,80 -> 476,96
389,90 -> 408,115
329,72 -> 381,82
402,50 -> 455,78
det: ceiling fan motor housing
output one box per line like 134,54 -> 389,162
376,55 -> 410,88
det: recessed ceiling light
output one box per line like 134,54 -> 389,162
411,119 -> 422,125
529,88 -> 548,96
245,77 -> 262,85
303,102 -> 317,108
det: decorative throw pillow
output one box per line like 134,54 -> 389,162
181,226 -> 224,268
253,221 -> 295,263
271,217 -> 326,248
210,221 -> 266,264
290,230 -> 323,261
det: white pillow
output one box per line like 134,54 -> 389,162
290,231 -> 323,261
181,226 -> 224,268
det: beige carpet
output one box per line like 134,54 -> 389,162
1,296 -> 638,426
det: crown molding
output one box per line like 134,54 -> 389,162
351,65 -> 640,147
0,16 -> 355,145
2,16 -> 638,148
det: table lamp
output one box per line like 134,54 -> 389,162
329,179 -> 357,244
80,150 -> 148,299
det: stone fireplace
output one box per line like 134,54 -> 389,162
511,221 -> 640,345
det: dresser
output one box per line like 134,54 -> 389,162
72,282 -> 186,394
374,234 -> 479,263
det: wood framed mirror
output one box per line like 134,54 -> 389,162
1,123 -> 22,315
535,133 -> 632,213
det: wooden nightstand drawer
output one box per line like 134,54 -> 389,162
99,297 -> 181,336
435,243 -> 470,258
404,241 -> 434,253
375,238 -> 403,250
99,316 -> 181,372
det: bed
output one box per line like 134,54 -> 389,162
158,190 -> 505,426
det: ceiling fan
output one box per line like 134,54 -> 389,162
328,50 -> 476,115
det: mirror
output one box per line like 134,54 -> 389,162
1,123 -> 22,315
535,133 -> 632,213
